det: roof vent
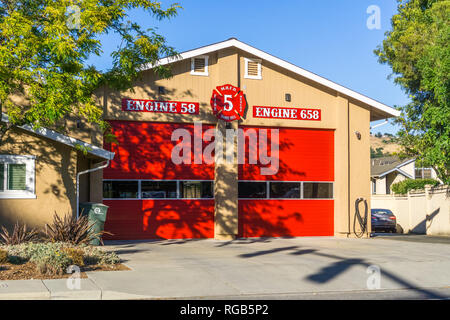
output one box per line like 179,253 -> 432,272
244,58 -> 262,80
190,55 -> 209,76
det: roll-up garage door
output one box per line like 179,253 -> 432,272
102,121 -> 215,240
238,127 -> 334,237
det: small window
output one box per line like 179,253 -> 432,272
0,155 -> 36,199
415,168 -> 421,179
103,181 -> 138,199
141,181 -> 177,199
303,182 -> 333,199
244,58 -> 262,80
190,55 -> 209,76
270,182 -> 301,199
238,182 -> 267,199
415,168 -> 432,179
180,181 -> 213,199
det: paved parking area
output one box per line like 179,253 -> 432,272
85,236 -> 450,299
372,233 -> 450,244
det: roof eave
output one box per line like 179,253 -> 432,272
1,113 -> 115,161
143,38 -> 400,118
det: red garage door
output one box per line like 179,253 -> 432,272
238,127 -> 334,237
103,121 -> 215,240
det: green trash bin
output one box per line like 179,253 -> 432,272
79,202 -> 109,246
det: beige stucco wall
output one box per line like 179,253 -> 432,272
399,161 -> 415,178
347,102 -> 371,236
0,128 -> 77,230
375,176 -> 387,194
0,127 -> 105,231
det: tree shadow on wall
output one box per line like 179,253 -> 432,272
103,95 -> 337,240
0,127 -> 86,231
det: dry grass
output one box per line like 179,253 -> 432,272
0,261 -> 129,280
371,135 -> 402,155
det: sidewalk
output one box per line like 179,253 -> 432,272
0,279 -> 101,300
1,237 -> 450,300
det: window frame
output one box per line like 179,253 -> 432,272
179,180 -> 214,199
102,180 -> 140,199
302,181 -> 334,200
190,55 -> 209,76
238,181 -> 268,199
238,180 -> 334,200
103,179 -> 214,200
0,155 -> 36,199
415,167 -> 433,179
141,180 -> 178,199
244,57 -> 262,80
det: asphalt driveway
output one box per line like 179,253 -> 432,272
83,236 -> 450,299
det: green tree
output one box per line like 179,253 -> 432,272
0,0 -> 180,143
371,147 -> 386,159
375,0 -> 449,184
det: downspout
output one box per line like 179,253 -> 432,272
347,101 -> 351,236
76,160 -> 110,219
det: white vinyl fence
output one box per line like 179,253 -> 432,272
371,185 -> 450,236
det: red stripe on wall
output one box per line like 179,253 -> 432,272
238,200 -> 334,238
103,200 -> 214,240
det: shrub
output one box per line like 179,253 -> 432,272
62,247 -> 85,267
44,212 -> 105,245
34,249 -> 72,275
0,222 -> 39,245
81,245 -> 120,265
0,249 -> 7,263
391,178 -> 440,195
4,242 -> 120,274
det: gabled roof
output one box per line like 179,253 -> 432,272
1,113 -> 114,160
146,38 -> 400,118
371,156 -> 415,178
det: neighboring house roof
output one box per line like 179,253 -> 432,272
371,156 -> 415,179
1,113 -> 114,160
146,38 -> 400,119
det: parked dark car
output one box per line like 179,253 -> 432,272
371,209 -> 397,233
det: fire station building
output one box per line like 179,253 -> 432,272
96,38 -> 399,240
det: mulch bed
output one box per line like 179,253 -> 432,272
0,262 -> 130,280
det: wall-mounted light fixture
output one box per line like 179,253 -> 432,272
158,86 -> 165,95
285,93 -> 291,102
355,131 -> 361,140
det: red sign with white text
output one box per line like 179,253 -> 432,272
210,84 -> 246,122
122,99 -> 199,115
253,106 -> 321,121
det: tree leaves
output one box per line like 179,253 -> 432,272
375,0 -> 450,184
0,0 -> 180,135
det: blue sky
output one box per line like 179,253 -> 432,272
89,0 -> 408,135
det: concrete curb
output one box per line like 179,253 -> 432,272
0,280 -> 50,300
43,279 -> 102,300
